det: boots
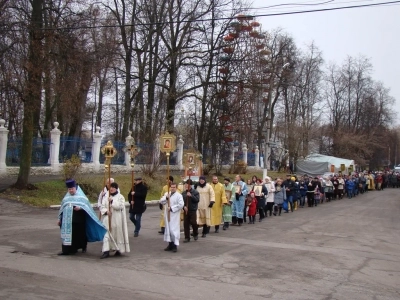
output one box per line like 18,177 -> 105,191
294,202 -> 298,211
164,242 -> 173,251
273,205 -> 278,216
202,225 -> 209,237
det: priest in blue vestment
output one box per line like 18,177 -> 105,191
57,179 -> 107,255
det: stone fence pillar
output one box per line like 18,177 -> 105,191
0,119 -> 8,174
50,122 -> 62,172
216,144 -> 221,165
254,146 -> 260,169
92,126 -> 102,171
242,143 -> 248,165
177,135 -> 184,170
125,131 -> 134,167
230,144 -> 236,166
153,134 -> 160,165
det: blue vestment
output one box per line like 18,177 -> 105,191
232,181 -> 248,219
58,187 -> 107,245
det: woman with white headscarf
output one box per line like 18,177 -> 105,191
264,176 -> 275,217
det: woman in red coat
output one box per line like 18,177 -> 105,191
247,192 -> 257,224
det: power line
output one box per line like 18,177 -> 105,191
247,0 -> 375,12
252,0 -> 400,17
4,0 -> 400,32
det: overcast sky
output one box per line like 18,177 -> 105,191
250,0 -> 400,124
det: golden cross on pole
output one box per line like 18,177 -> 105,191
101,141 -> 117,232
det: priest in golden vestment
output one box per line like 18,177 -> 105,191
210,176 -> 227,233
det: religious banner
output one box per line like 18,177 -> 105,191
225,190 -> 232,202
340,164 -> 346,172
330,164 -> 335,173
160,132 -> 176,153
183,149 -> 202,178
253,185 -> 262,196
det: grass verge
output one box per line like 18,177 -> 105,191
0,171 -> 285,207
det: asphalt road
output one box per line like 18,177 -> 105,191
0,188 -> 399,300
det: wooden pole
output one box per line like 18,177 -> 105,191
131,167 -> 134,209
99,166 -> 107,219
108,162 -> 112,233
185,167 -> 192,215
167,152 -> 171,222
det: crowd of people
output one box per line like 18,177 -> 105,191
56,170 -> 399,256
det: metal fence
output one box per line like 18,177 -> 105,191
59,136 -> 94,163
6,137 -> 259,167
203,146 -> 257,166
6,137 -> 52,166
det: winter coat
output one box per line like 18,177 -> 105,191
345,180 -> 355,191
247,198 -> 257,216
128,182 -> 148,214
283,179 -> 295,196
299,181 -> 308,196
181,187 -> 200,211
274,184 -> 286,205
256,184 -> 268,208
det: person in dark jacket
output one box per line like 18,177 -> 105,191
254,178 -> 268,221
307,177 -> 321,207
283,174 -> 295,212
182,179 -> 200,242
128,177 -> 148,237
299,177 -> 308,207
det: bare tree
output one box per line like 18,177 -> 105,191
15,0 -> 43,188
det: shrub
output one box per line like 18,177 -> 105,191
62,154 -> 82,180
230,160 -> 247,174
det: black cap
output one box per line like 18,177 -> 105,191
186,179 -> 192,185
110,182 -> 118,189
135,177 -> 142,181
65,179 -> 76,188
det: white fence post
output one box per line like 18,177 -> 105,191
230,144 -> 235,166
50,122 -> 62,172
125,131 -> 134,167
242,143 -> 248,165
177,135 -> 184,170
92,126 -> 102,171
0,118 -> 9,174
255,146 -> 260,169
153,134 -> 160,164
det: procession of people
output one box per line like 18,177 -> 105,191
57,169 -> 399,257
